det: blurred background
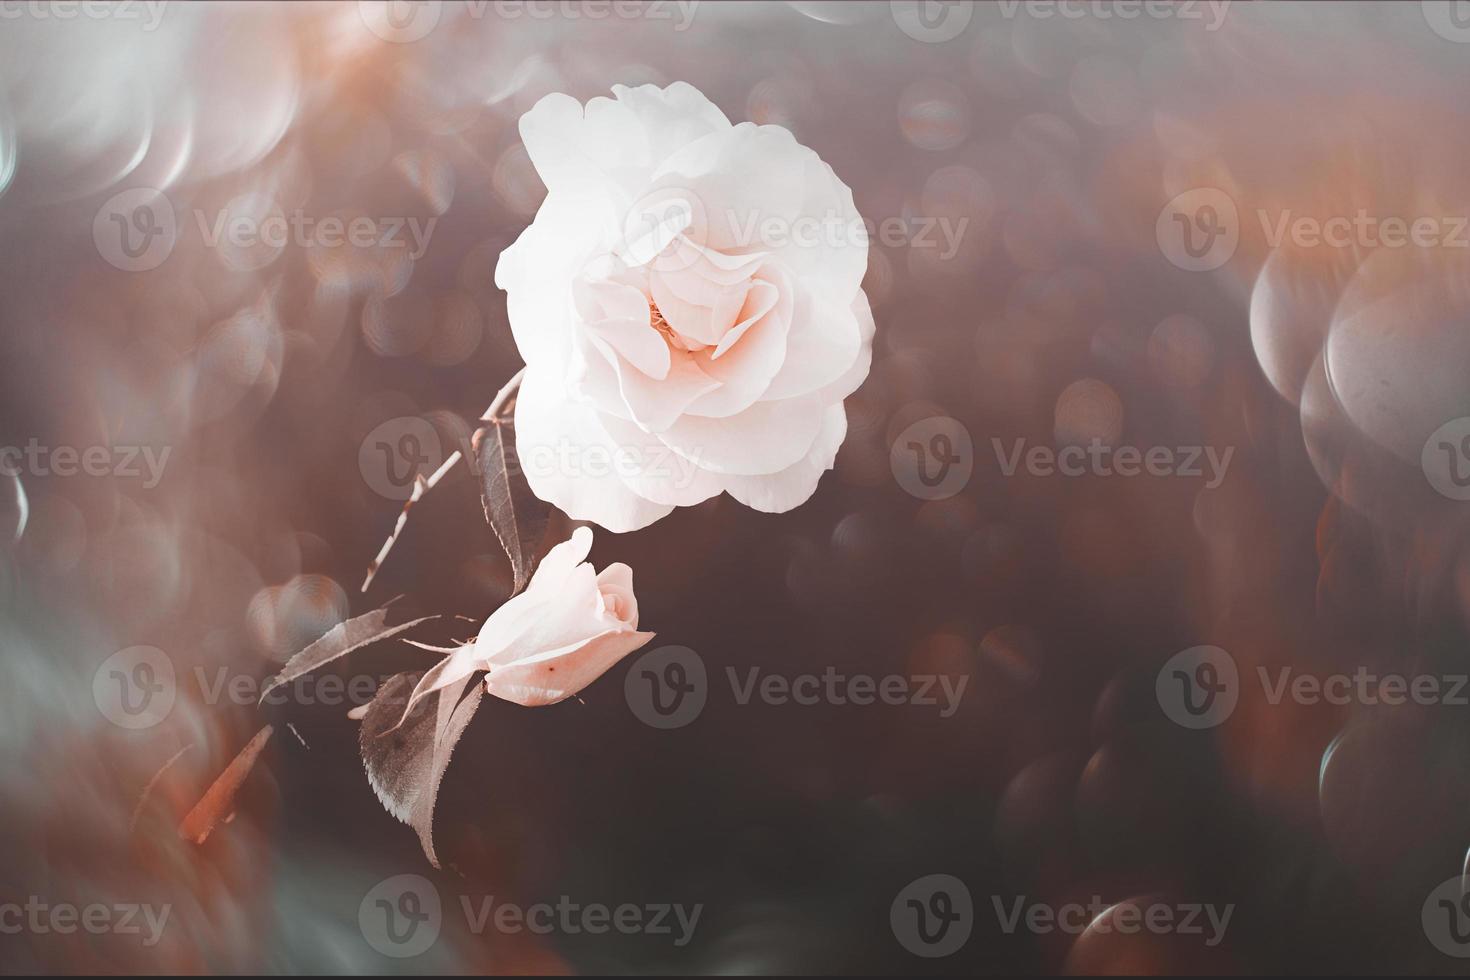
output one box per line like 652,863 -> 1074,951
3,0 -> 1470,973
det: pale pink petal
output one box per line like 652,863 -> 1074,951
652,123 -> 868,302
596,562 -> 639,626
519,525 -> 594,598
611,81 -> 732,162
519,92 -> 645,200
571,336 -> 635,422
657,393 -> 827,476
394,526 -> 598,720
683,271 -> 794,419
573,271 -> 647,324
586,319 -> 672,381
485,628 -> 656,707
496,193 -> 619,367
808,288 -> 876,405
605,347 -> 720,432
517,92 -> 606,194
396,641 -> 484,725
593,411 -> 725,507
478,564 -> 608,667
620,189 -> 697,267
650,237 -> 767,305
760,285 -> 868,400
709,279 -> 779,358
648,270 -> 750,348
722,403 -> 848,513
514,367 -> 675,532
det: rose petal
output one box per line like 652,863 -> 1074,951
722,402 -> 848,513
597,342 -> 721,432
485,628 -> 656,707
649,238 -> 767,307
396,641 -> 483,724
497,193 -> 619,367
657,393 -> 827,476
648,269 -> 750,349
620,189 -> 697,267
652,122 -> 868,302
573,269 -> 647,324
397,527 -> 602,718
761,285 -> 869,401
479,563 -> 609,667
683,270 -> 794,419
519,93 -> 641,202
709,279 -> 779,358
518,525 -> 593,597
587,318 -> 672,381
519,84 -> 731,220
514,367 -> 675,532
571,336 -> 635,422
611,81 -> 732,163
596,562 -> 639,626
594,410 -> 725,507
809,288 -> 876,406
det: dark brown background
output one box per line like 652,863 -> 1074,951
2,1 -> 1470,973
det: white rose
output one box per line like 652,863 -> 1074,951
405,526 -> 653,709
496,81 -> 874,532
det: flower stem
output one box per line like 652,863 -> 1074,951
484,365 -> 526,422
360,366 -> 527,593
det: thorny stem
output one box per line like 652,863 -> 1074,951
360,366 -> 527,593
483,365 -> 526,422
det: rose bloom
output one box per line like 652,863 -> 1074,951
497,81 -> 874,531
406,527 -> 653,709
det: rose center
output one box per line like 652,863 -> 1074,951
648,299 -> 706,353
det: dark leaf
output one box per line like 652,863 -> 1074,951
474,416 -> 551,594
259,605 -> 438,704
178,724 -> 274,845
359,669 -> 486,868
